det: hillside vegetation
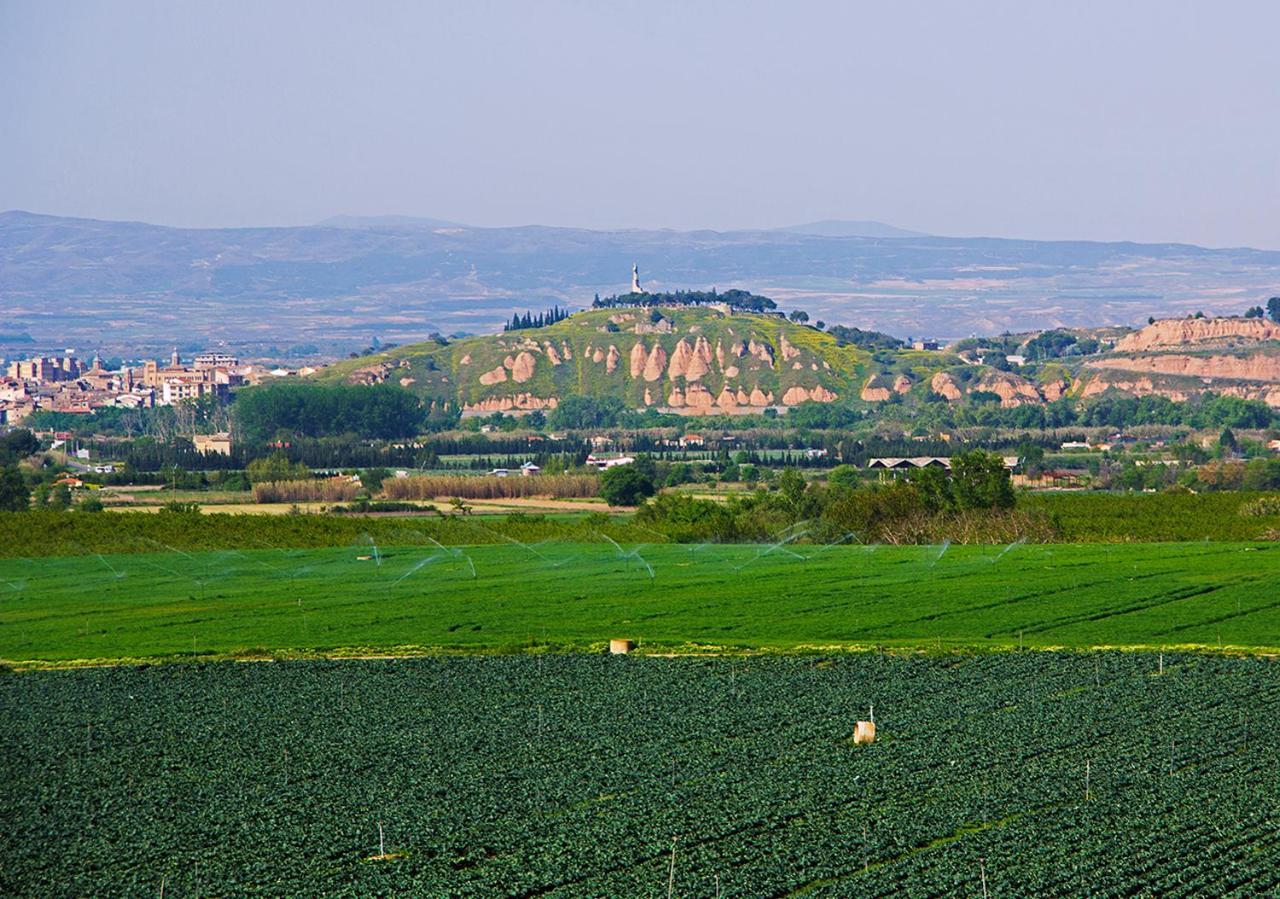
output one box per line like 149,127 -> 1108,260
319,307 -> 1280,425
321,306 -> 868,416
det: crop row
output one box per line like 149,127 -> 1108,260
2,653 -> 1279,895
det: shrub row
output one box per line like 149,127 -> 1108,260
251,479 -> 360,503
382,474 -> 598,500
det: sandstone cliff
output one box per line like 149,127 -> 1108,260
1113,317 -> 1280,352
1085,352 -> 1280,383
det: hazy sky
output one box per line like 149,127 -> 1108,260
3,1 -> 1278,247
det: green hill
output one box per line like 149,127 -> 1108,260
320,306 -> 870,416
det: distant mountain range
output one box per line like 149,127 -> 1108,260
2,210 -> 1277,357
775,219 -> 927,238
315,214 -> 465,230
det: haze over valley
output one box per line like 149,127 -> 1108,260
3,210 -> 1278,358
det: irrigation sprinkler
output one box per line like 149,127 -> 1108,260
734,528 -> 810,571
94,553 -> 127,580
392,553 -> 444,585
810,531 -> 859,557
598,532 -> 656,579
1085,758 -> 1091,801
362,534 -> 383,567
991,536 -> 1027,564
470,520 -> 557,563
929,539 -> 951,568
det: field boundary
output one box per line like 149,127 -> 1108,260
5,640 -> 1279,673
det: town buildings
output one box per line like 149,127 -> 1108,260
0,348 -> 319,424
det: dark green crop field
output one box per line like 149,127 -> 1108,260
3,654 -> 1278,896
2,540 -> 1279,664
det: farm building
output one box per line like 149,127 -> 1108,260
585,453 -> 636,470
867,456 -> 1020,473
193,432 -> 233,455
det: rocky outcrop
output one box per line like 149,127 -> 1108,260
860,375 -> 894,402
682,383 -> 715,410
1113,317 -> 1280,352
1041,378 -> 1069,402
643,344 -> 668,381
629,342 -> 647,378
783,385 -> 837,405
1086,352 -> 1280,382
679,336 -> 713,381
893,375 -> 912,394
930,372 -> 963,401
667,383 -> 717,410
664,382 -> 775,412
543,343 -> 562,366
463,393 -> 558,412
747,339 -> 774,367
1076,371 -> 1280,408
665,338 -> 716,379
779,334 -> 801,361
976,372 -> 1042,407
510,351 -> 536,383
478,365 -> 507,386
605,345 -> 620,374
459,354 -> 471,365
667,339 -> 691,380
348,362 -> 392,385
634,318 -> 673,334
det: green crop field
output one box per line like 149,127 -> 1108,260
3,540 -> 1279,664
3,654 -> 1278,896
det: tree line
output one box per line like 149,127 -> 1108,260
591,288 -> 778,313
502,306 -> 571,332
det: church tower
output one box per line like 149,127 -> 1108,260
631,263 -> 643,294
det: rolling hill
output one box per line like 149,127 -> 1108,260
321,309 -> 1280,415
320,306 -> 867,416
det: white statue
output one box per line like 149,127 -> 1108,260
631,263 -> 643,294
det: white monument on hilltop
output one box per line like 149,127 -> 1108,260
631,263 -> 643,294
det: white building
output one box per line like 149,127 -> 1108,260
586,453 -> 636,470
